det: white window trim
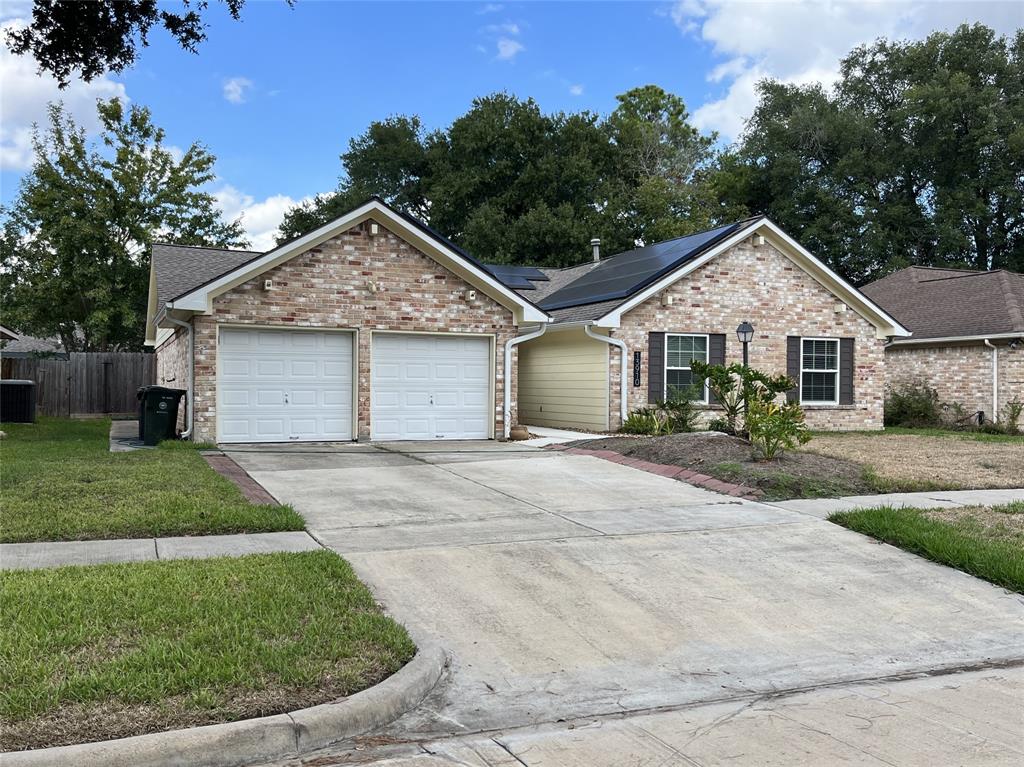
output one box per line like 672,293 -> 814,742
664,333 -> 710,404
800,337 -> 840,406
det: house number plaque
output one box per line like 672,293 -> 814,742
633,351 -> 642,387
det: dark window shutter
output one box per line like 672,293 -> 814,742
786,337 -> 801,403
648,332 -> 665,403
708,334 -> 726,404
839,337 -> 855,405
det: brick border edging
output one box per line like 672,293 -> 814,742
201,453 -> 279,505
545,444 -> 764,500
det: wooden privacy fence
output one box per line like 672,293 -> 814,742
0,352 -> 156,417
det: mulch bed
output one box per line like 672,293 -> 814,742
566,432 -> 876,501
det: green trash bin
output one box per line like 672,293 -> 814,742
139,386 -> 186,445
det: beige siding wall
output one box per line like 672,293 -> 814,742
886,341 -> 1024,421
518,328 -> 609,431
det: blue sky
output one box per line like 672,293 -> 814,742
2,1 -> 1020,249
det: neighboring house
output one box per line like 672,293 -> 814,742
146,198 -> 546,443
512,219 -> 909,432
861,267 -> 1024,422
0,325 -> 65,359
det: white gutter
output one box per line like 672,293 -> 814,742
585,325 -> 628,426
983,339 -> 998,421
165,311 -> 195,439
503,324 -> 548,439
888,332 -> 1022,347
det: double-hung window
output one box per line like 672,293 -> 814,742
800,338 -> 839,405
665,334 -> 708,402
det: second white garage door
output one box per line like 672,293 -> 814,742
371,333 -> 491,440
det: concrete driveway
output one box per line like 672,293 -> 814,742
227,441 -> 1024,759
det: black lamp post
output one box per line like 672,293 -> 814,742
736,321 -> 755,367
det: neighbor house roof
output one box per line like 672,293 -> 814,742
0,330 -> 64,357
861,266 -> 1024,343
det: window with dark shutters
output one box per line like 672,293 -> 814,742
648,332 -> 665,403
708,334 -> 726,404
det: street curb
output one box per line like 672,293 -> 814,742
0,643 -> 448,767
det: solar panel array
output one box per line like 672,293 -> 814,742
484,264 -> 551,290
538,222 -> 746,310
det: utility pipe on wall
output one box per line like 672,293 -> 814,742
983,339 -> 998,422
166,312 -> 195,439
585,325 -> 628,427
503,324 -> 548,439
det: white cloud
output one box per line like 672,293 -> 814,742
569,84 -> 584,96
222,77 -> 253,105
485,22 -> 520,35
672,0 -> 1024,141
477,3 -> 503,13
213,184 -> 316,251
0,19 -> 127,171
496,37 -> 525,61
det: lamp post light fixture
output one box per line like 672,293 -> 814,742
736,321 -> 755,367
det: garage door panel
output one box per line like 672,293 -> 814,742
218,328 -> 353,443
371,333 -> 491,441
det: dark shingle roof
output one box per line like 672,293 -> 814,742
153,243 -> 263,314
861,266 -> 1024,340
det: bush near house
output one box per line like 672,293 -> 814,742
884,381 -> 1022,435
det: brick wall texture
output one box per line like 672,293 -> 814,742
886,342 -> 1024,421
156,328 -> 189,433
157,220 -> 518,443
606,238 -> 887,431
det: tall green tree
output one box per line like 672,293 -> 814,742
0,98 -> 246,351
718,24 -> 1024,283
278,87 -> 720,267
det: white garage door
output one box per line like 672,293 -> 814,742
218,328 -> 353,443
371,333 -> 491,440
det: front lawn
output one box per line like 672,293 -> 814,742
0,418 -> 304,542
830,502 -> 1024,593
0,551 -> 416,751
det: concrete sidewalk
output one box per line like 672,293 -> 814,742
768,487 -> 1024,518
0,531 -> 321,570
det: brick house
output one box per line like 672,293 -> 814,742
861,267 -> 1024,423
146,198 -> 547,443
512,218 -> 909,432
147,201 -> 909,443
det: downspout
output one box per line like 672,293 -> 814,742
983,339 -> 998,423
585,325 -> 628,427
503,323 -> 548,439
166,312 -> 195,439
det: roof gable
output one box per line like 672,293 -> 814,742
150,198 -> 549,330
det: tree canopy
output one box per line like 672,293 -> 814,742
716,24 -> 1024,283
4,0 -> 287,86
278,86 -> 719,267
0,99 -> 245,351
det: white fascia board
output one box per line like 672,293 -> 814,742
593,219 -> 911,339
888,332 -> 1022,347
170,199 -> 549,325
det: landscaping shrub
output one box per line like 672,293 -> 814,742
689,361 -> 794,436
1001,400 -> 1023,434
620,392 -> 700,436
746,400 -> 811,460
883,381 -> 943,428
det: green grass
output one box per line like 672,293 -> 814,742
0,551 -> 415,750
0,418 -> 304,542
814,426 -> 1024,443
830,503 -> 1024,593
